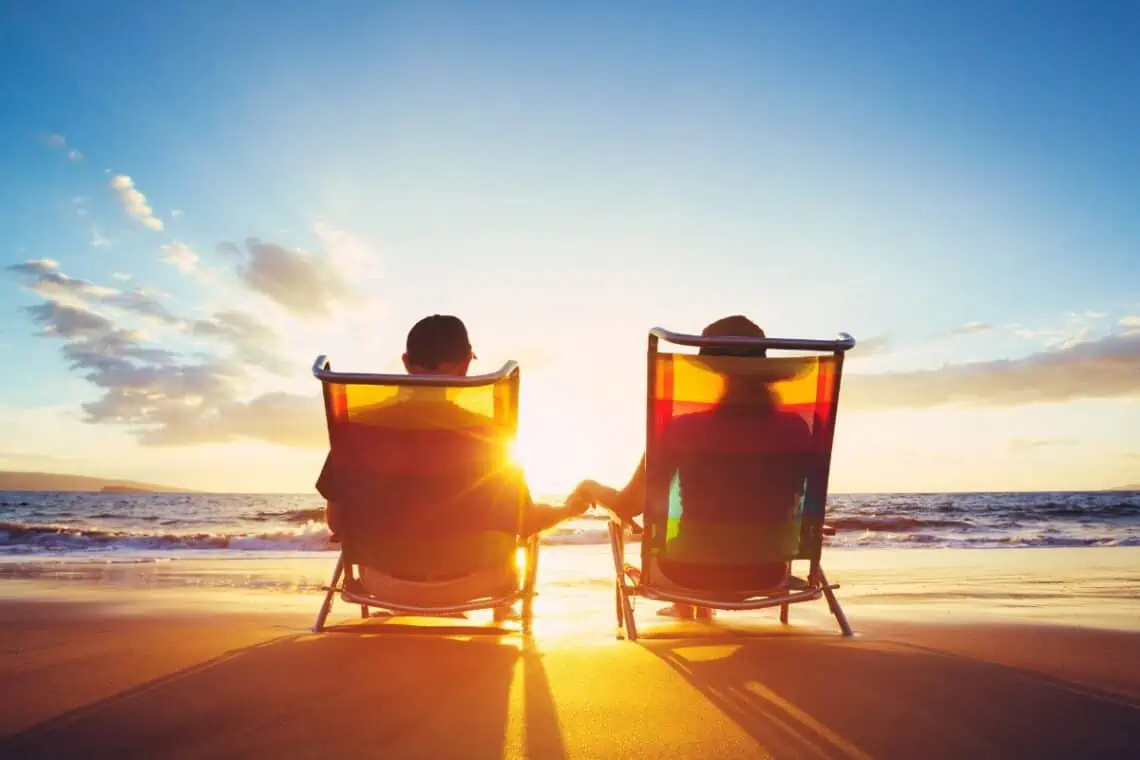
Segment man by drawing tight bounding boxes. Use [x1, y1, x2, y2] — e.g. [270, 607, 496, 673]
[575, 315, 812, 620]
[317, 314, 591, 615]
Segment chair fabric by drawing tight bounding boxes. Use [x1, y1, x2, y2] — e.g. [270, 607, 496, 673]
[643, 351, 842, 589]
[318, 375, 525, 582]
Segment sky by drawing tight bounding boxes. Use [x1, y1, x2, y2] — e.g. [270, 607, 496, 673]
[1, 1, 1138, 495]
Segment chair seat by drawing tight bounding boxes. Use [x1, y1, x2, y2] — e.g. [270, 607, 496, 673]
[343, 563, 518, 609]
[625, 560, 812, 599]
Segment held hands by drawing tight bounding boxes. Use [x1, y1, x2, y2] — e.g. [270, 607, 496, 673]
[562, 481, 597, 516]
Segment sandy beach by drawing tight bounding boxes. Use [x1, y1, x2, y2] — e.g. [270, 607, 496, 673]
[0, 546, 1137, 759]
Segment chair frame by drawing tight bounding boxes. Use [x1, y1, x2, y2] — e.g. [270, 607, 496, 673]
[609, 327, 856, 641]
[310, 355, 540, 634]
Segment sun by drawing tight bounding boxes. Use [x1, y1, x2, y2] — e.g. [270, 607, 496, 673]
[508, 427, 587, 500]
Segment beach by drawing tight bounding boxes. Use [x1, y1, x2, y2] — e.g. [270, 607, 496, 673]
[1, 545, 1137, 759]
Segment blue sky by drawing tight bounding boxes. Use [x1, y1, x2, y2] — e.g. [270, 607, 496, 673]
[1, 1, 1138, 493]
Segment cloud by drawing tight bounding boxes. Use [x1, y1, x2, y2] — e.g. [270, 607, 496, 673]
[111, 272, 133, 282]
[160, 242, 199, 273]
[1120, 316, 1140, 332]
[1015, 311, 1107, 349]
[851, 334, 891, 357]
[40, 134, 83, 161]
[109, 175, 164, 231]
[90, 229, 111, 249]
[9, 259, 117, 305]
[232, 236, 356, 318]
[103, 288, 180, 324]
[844, 331, 1140, 411]
[170, 209, 185, 219]
[1009, 437, 1076, 451]
[951, 321, 993, 336]
[7, 259, 320, 448]
[11, 258, 59, 273]
[24, 302, 114, 338]
[187, 310, 290, 374]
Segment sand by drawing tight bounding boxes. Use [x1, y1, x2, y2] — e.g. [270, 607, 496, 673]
[0, 547, 1137, 759]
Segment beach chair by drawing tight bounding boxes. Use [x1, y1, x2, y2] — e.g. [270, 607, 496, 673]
[311, 355, 539, 634]
[608, 327, 856, 641]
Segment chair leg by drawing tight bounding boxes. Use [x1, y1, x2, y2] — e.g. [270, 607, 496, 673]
[360, 605, 369, 618]
[608, 521, 634, 640]
[818, 568, 853, 637]
[621, 585, 638, 642]
[779, 603, 789, 625]
[313, 555, 344, 633]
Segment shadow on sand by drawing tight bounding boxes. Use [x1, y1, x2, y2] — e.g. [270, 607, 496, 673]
[0, 618, 567, 760]
[640, 624, 1140, 760]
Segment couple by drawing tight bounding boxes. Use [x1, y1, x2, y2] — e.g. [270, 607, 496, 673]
[318, 312, 777, 621]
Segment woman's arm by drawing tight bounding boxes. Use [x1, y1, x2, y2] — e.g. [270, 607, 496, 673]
[577, 454, 647, 520]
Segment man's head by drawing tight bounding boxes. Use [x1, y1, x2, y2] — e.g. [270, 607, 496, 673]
[699, 315, 768, 358]
[403, 314, 476, 375]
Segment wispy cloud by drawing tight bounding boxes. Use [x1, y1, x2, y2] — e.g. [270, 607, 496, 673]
[6, 259, 321, 448]
[845, 330, 1140, 410]
[90, 229, 111, 249]
[951, 321, 993, 336]
[1015, 311, 1107, 349]
[9, 259, 117, 306]
[231, 236, 357, 318]
[109, 175, 164, 231]
[160, 242, 199, 273]
[40, 133, 83, 161]
[1009, 437, 1077, 451]
[111, 272, 133, 282]
[1119, 315, 1140, 333]
[851, 333, 891, 357]
[170, 209, 185, 219]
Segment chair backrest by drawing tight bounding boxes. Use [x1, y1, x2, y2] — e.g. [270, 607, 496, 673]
[641, 328, 853, 582]
[313, 356, 524, 573]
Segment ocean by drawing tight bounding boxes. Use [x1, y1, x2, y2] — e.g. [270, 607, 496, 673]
[1, 490, 1138, 558]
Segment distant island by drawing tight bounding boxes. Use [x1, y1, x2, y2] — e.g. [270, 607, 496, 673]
[0, 471, 194, 493]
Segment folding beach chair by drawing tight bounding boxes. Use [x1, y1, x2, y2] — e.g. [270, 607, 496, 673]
[311, 355, 539, 634]
[609, 327, 856, 641]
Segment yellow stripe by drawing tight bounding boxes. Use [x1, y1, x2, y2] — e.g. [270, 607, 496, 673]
[743, 680, 875, 760]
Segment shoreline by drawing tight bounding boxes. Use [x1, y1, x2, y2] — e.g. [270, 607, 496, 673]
[1, 545, 1138, 633]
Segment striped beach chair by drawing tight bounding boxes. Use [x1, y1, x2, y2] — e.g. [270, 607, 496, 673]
[311, 356, 539, 634]
[609, 327, 856, 641]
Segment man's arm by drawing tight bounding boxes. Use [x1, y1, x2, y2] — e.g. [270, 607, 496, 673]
[522, 498, 588, 536]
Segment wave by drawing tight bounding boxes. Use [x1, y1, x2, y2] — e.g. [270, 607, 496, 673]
[826, 516, 973, 532]
[0, 521, 334, 553]
[252, 508, 327, 524]
[2, 518, 1136, 555]
[0, 520, 614, 554]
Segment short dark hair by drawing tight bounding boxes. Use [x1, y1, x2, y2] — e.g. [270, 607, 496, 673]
[699, 315, 768, 357]
[405, 314, 474, 368]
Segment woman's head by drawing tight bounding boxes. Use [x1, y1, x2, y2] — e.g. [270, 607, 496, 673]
[699, 315, 767, 357]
